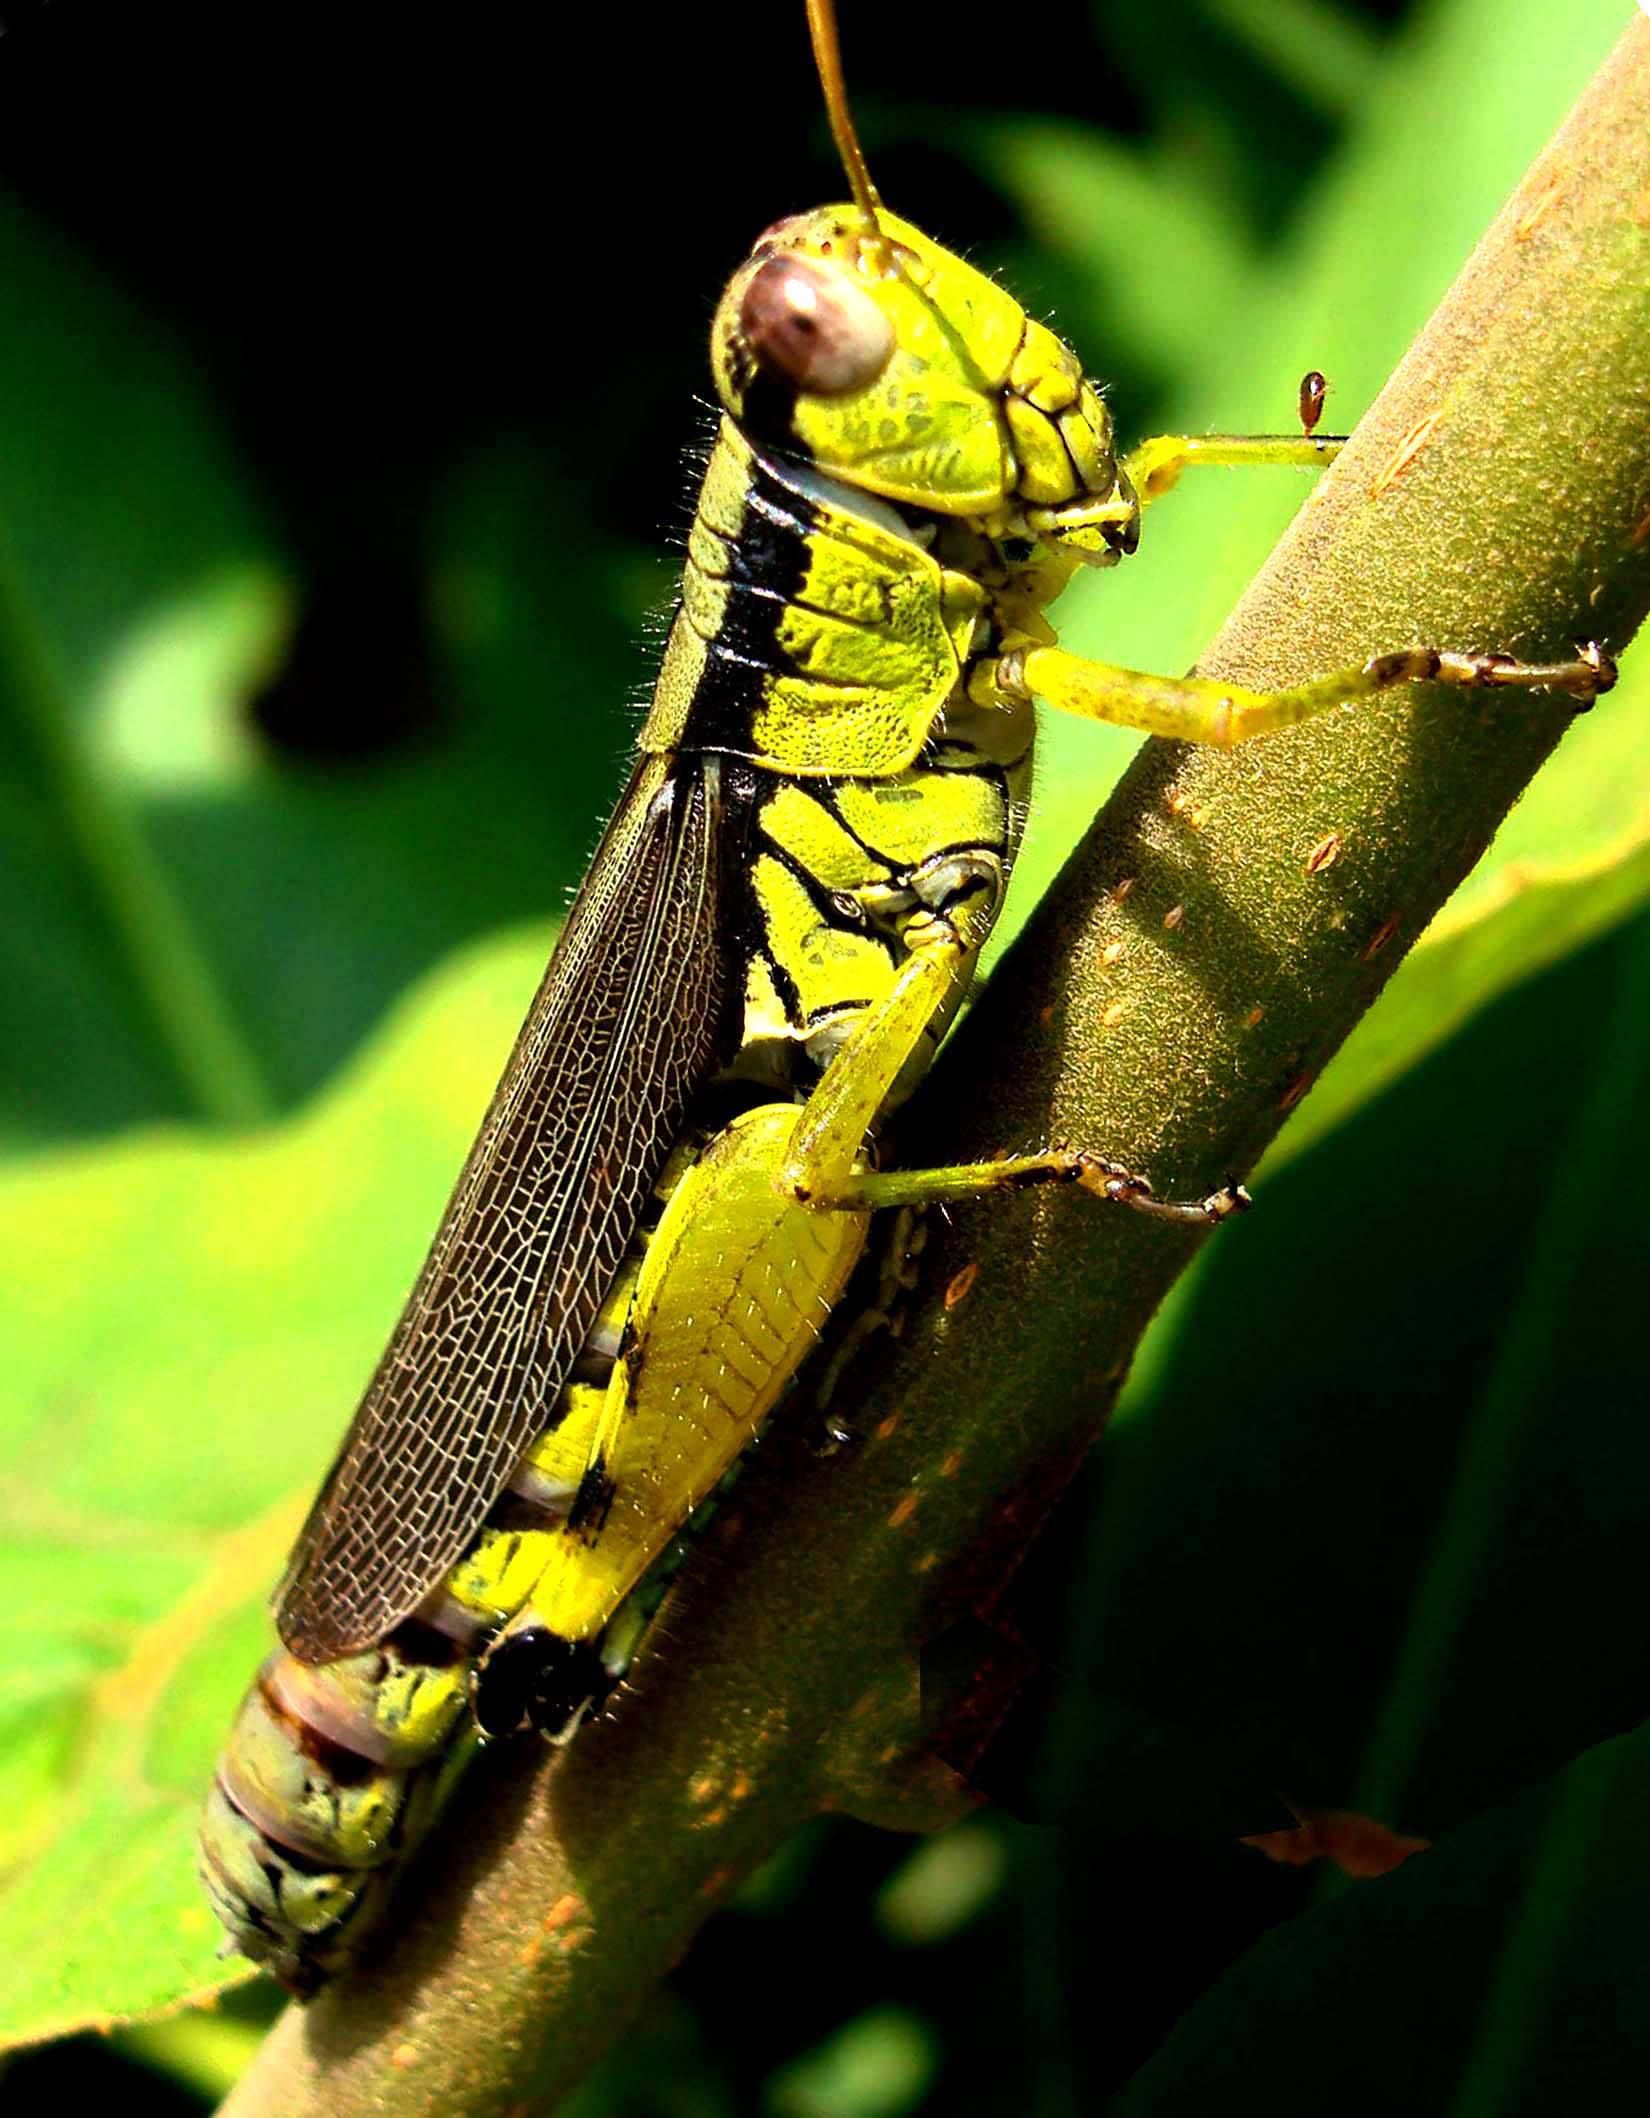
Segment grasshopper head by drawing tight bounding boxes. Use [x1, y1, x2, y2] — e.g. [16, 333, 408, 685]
[711, 207, 1138, 564]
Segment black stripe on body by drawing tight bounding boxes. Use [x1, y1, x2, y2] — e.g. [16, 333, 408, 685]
[817, 787, 1014, 888]
[678, 450, 819, 758]
[932, 733, 1033, 773]
[757, 943, 806, 1034]
[759, 834, 901, 953]
[567, 1459, 617, 1538]
[746, 834, 901, 1047]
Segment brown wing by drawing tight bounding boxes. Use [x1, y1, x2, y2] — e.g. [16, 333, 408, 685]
[277, 752, 742, 1662]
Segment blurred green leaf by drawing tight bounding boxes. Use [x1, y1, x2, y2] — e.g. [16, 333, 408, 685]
[874, 1821, 1007, 1947]
[1201, 0, 1384, 119]
[767, 2007, 936, 2118]
[0, 926, 548, 2046]
[0, 191, 636, 1150]
[118, 2000, 272, 2108]
[0, 193, 287, 1139]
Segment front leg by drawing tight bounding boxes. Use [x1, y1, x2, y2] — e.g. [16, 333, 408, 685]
[1023, 427, 1351, 548]
[1122, 429, 1346, 507]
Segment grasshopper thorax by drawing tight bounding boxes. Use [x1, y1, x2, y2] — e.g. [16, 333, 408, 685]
[711, 206, 1139, 565]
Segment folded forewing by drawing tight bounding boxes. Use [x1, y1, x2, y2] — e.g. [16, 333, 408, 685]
[277, 753, 739, 1662]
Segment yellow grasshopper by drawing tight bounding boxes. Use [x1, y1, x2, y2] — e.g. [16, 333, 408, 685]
[198, 0, 1611, 1994]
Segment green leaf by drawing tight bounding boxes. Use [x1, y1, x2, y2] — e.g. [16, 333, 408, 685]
[0, 927, 549, 2047]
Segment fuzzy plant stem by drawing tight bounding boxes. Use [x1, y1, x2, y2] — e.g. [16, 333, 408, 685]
[222, 22, 1650, 2115]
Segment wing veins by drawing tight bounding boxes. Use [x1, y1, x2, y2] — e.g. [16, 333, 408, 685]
[276, 754, 736, 1661]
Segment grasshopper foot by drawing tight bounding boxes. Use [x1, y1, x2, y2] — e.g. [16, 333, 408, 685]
[1077, 1155, 1251, 1226]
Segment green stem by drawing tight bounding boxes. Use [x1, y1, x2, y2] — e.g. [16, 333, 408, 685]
[221, 20, 1650, 2115]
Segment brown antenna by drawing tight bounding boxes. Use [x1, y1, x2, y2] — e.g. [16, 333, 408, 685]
[805, 0, 886, 248]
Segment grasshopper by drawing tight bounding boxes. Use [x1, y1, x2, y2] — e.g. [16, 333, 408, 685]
[198, 0, 1612, 1994]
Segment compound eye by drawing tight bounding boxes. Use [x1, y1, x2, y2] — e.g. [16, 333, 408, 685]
[739, 254, 894, 396]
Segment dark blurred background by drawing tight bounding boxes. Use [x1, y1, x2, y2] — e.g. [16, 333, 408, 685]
[4, 2, 1649, 2112]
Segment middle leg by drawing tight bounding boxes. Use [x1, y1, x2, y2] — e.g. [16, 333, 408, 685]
[779, 933, 1246, 1226]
